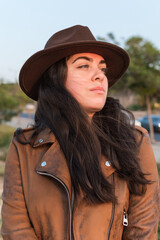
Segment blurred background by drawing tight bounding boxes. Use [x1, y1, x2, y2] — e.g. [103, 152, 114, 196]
[0, 0, 160, 238]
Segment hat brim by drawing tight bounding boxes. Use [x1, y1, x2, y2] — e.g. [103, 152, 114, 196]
[19, 41, 129, 101]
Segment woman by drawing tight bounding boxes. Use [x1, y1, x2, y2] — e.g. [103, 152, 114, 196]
[1, 25, 159, 239]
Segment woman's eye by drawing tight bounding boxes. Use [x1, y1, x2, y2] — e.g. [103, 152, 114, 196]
[78, 65, 89, 69]
[101, 68, 108, 75]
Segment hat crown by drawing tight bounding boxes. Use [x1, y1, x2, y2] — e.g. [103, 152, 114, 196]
[45, 25, 96, 49]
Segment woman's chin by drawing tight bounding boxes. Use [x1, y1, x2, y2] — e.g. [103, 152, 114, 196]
[85, 104, 105, 116]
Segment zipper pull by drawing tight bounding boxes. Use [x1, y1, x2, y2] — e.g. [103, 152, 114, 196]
[123, 210, 128, 226]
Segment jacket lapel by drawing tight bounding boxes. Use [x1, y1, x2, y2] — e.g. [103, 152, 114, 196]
[101, 155, 116, 178]
[34, 129, 72, 199]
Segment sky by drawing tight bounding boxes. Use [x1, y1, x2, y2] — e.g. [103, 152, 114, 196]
[0, 0, 160, 82]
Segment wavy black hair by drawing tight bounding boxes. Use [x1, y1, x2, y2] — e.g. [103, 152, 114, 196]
[16, 58, 150, 204]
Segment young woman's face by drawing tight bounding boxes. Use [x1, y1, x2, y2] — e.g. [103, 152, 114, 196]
[66, 53, 108, 117]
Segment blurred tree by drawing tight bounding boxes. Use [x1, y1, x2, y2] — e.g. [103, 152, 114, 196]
[0, 80, 34, 123]
[97, 32, 120, 45]
[97, 34, 160, 142]
[123, 37, 160, 142]
[0, 80, 18, 122]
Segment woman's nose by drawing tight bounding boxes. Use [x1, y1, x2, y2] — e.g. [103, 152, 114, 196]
[92, 69, 105, 82]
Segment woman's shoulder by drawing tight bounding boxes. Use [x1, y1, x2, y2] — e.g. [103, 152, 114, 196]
[134, 125, 150, 144]
[12, 126, 35, 143]
[135, 126, 157, 175]
[12, 126, 56, 147]
[14, 126, 35, 135]
[135, 125, 148, 135]
[134, 125, 151, 149]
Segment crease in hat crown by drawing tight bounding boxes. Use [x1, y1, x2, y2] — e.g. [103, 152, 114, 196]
[45, 25, 96, 49]
[19, 24, 130, 101]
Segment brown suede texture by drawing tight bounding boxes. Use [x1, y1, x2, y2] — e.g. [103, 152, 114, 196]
[1, 126, 159, 240]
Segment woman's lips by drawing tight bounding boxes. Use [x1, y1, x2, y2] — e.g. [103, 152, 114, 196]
[90, 86, 105, 93]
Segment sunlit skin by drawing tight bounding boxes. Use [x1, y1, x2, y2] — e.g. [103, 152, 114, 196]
[66, 53, 108, 118]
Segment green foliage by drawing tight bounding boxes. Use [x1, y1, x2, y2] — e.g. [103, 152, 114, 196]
[0, 124, 15, 148]
[0, 80, 34, 122]
[127, 103, 145, 111]
[97, 32, 120, 45]
[101, 34, 160, 102]
[124, 37, 160, 97]
[156, 163, 160, 178]
[0, 82, 19, 122]
[0, 124, 15, 163]
[0, 125, 15, 164]
[0, 147, 8, 163]
[0, 162, 5, 176]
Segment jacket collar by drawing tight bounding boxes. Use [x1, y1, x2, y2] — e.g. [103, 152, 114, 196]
[32, 128, 56, 147]
[33, 128, 116, 198]
[34, 128, 72, 198]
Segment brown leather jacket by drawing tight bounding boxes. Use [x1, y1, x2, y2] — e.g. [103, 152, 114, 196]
[1, 126, 159, 239]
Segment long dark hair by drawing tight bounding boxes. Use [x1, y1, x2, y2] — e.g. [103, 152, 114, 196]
[16, 58, 150, 204]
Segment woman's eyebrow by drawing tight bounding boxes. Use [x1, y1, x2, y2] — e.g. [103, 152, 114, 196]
[72, 57, 106, 65]
[72, 56, 92, 64]
[99, 60, 106, 65]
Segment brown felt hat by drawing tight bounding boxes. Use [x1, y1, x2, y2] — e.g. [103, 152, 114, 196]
[19, 25, 129, 101]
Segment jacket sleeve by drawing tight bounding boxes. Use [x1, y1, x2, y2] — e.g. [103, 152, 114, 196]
[1, 138, 38, 239]
[122, 129, 159, 240]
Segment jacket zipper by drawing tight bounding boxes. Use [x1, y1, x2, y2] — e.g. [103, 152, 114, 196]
[36, 171, 73, 240]
[123, 209, 128, 226]
[107, 173, 115, 240]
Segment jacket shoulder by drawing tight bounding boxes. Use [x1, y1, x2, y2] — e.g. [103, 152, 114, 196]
[14, 126, 35, 135]
[13, 126, 35, 143]
[134, 126, 149, 144]
[14, 126, 35, 134]
[135, 125, 148, 135]
[13, 126, 55, 147]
